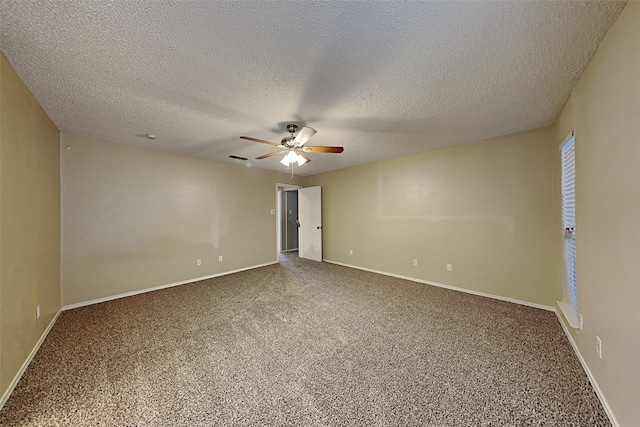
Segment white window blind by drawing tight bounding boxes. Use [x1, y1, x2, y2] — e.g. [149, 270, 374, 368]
[561, 133, 577, 311]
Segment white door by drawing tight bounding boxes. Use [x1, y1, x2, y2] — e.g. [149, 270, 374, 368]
[298, 186, 322, 262]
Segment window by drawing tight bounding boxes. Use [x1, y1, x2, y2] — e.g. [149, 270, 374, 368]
[559, 132, 578, 327]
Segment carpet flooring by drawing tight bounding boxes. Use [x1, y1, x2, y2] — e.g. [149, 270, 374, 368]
[1, 252, 610, 426]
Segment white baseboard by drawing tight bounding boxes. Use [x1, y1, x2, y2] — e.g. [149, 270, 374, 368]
[0, 309, 61, 411]
[62, 261, 279, 310]
[555, 313, 619, 427]
[323, 259, 555, 311]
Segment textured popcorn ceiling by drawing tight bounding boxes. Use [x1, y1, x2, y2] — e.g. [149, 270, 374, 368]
[0, 1, 626, 175]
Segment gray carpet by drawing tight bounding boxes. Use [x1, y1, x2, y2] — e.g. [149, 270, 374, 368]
[1, 252, 610, 426]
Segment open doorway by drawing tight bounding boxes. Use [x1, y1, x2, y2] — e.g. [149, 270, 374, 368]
[275, 183, 301, 255]
[281, 189, 299, 252]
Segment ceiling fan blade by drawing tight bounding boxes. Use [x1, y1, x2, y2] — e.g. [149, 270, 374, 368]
[302, 145, 344, 153]
[255, 150, 286, 160]
[293, 126, 317, 146]
[297, 151, 311, 163]
[240, 136, 278, 146]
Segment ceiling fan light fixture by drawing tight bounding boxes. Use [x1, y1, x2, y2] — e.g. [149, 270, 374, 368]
[295, 153, 308, 166]
[280, 150, 307, 167]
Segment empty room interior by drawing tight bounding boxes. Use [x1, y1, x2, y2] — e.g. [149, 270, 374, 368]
[1, 1, 638, 426]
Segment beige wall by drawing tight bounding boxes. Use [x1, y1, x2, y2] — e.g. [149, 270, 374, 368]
[552, 2, 639, 425]
[0, 54, 61, 397]
[306, 126, 558, 307]
[61, 133, 302, 306]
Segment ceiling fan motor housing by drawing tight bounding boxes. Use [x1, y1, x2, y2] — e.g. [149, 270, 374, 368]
[281, 137, 295, 147]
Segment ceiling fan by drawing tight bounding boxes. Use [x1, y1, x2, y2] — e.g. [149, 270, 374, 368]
[240, 124, 344, 167]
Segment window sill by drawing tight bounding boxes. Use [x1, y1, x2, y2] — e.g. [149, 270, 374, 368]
[557, 301, 580, 329]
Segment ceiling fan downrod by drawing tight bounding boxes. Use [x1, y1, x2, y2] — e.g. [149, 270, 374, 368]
[286, 123, 298, 136]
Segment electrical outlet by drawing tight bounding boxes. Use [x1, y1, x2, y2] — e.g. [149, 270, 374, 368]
[349, 249, 353, 255]
[413, 259, 418, 266]
[447, 264, 453, 272]
[36, 305, 41, 319]
[596, 336, 603, 359]
[196, 259, 201, 266]
[219, 256, 223, 262]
